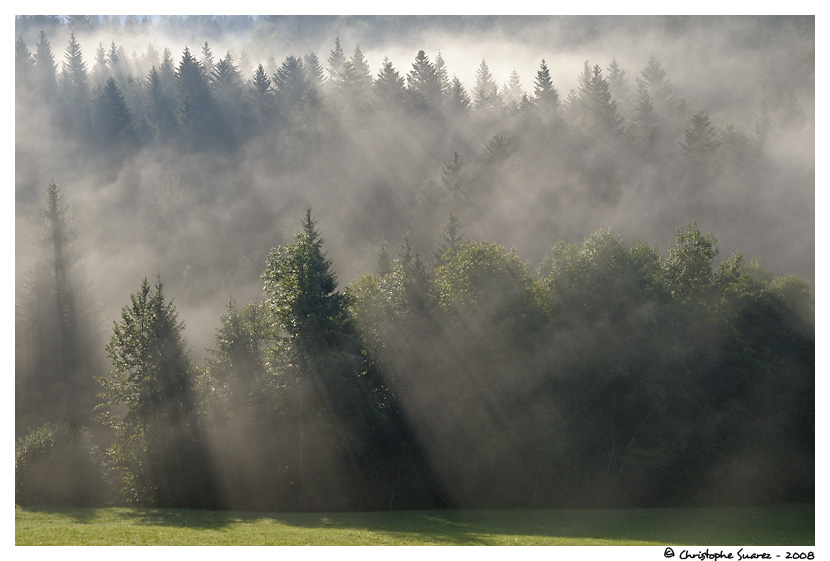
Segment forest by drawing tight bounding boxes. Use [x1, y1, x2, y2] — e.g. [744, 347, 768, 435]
[14, 15, 814, 512]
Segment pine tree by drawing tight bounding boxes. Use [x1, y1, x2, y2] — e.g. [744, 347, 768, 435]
[406, 50, 442, 112]
[629, 84, 660, 153]
[434, 51, 451, 96]
[636, 56, 675, 113]
[200, 41, 215, 80]
[606, 57, 632, 111]
[263, 209, 350, 351]
[34, 31, 58, 101]
[59, 33, 91, 134]
[326, 37, 346, 91]
[145, 66, 177, 140]
[175, 46, 215, 140]
[16, 183, 101, 435]
[260, 209, 398, 510]
[348, 46, 373, 96]
[503, 69, 523, 111]
[433, 211, 464, 263]
[473, 58, 496, 112]
[91, 42, 107, 84]
[447, 75, 471, 114]
[440, 151, 472, 204]
[250, 63, 275, 127]
[91, 77, 137, 147]
[576, 62, 623, 136]
[159, 47, 176, 96]
[303, 51, 325, 92]
[15, 36, 34, 90]
[273, 55, 308, 118]
[98, 276, 221, 508]
[681, 110, 720, 161]
[533, 59, 560, 126]
[374, 56, 406, 107]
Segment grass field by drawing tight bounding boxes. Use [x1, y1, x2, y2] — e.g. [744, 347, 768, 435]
[15, 503, 814, 546]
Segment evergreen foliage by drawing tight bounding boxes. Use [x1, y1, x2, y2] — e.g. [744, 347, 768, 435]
[13, 17, 814, 512]
[97, 276, 221, 508]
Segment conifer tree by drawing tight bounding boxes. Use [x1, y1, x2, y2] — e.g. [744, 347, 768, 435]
[15, 36, 34, 90]
[98, 276, 221, 508]
[576, 61, 623, 136]
[473, 58, 496, 111]
[273, 55, 309, 118]
[434, 51, 451, 96]
[59, 33, 91, 134]
[629, 84, 660, 153]
[260, 209, 401, 510]
[407, 50, 442, 112]
[636, 56, 675, 120]
[533, 59, 560, 126]
[91, 42, 107, 84]
[447, 75, 471, 114]
[503, 69, 523, 111]
[681, 110, 720, 161]
[175, 46, 215, 140]
[250, 63, 275, 128]
[200, 41, 215, 80]
[145, 65, 177, 140]
[326, 37, 346, 91]
[606, 57, 632, 110]
[16, 183, 101, 435]
[303, 51, 325, 92]
[374, 56, 406, 107]
[433, 211, 464, 264]
[91, 77, 137, 147]
[34, 30, 58, 101]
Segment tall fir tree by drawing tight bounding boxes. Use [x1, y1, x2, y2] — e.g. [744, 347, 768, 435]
[406, 50, 442, 112]
[98, 276, 222, 509]
[16, 183, 101, 435]
[34, 30, 58, 101]
[473, 58, 496, 112]
[59, 33, 91, 135]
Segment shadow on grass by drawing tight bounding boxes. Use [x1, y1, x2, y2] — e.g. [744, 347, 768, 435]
[17, 504, 101, 525]
[17, 503, 815, 545]
[269, 509, 494, 545]
[267, 503, 815, 546]
[112, 508, 238, 530]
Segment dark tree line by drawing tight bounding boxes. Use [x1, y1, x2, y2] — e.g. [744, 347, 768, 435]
[16, 192, 813, 510]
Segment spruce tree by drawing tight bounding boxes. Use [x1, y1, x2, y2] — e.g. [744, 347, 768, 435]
[16, 183, 101, 435]
[374, 56, 406, 107]
[629, 84, 660, 153]
[273, 55, 308, 118]
[326, 37, 346, 91]
[434, 51, 451, 96]
[447, 75, 471, 114]
[473, 58, 496, 111]
[303, 51, 325, 92]
[59, 32, 91, 134]
[98, 276, 221, 508]
[34, 31, 58, 101]
[260, 209, 400, 510]
[91, 77, 137, 147]
[681, 110, 720, 161]
[406, 50, 442, 112]
[15, 36, 35, 90]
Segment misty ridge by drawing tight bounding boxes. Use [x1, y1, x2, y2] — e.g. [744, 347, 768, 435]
[15, 15, 814, 512]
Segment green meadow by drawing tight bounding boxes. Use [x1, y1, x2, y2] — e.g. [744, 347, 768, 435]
[15, 503, 814, 546]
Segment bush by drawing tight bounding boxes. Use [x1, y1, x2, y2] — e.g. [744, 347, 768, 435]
[15, 423, 113, 507]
